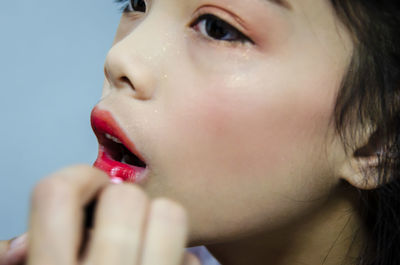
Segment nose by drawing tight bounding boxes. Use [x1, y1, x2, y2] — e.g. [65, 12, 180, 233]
[104, 40, 155, 100]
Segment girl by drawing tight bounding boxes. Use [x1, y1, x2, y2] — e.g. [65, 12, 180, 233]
[0, 0, 399, 264]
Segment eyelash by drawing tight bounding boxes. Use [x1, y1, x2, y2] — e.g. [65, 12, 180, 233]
[113, 0, 143, 13]
[190, 14, 253, 45]
[113, 0, 254, 45]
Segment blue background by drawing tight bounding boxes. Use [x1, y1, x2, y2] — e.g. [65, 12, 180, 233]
[0, 2, 220, 264]
[0, 0, 121, 238]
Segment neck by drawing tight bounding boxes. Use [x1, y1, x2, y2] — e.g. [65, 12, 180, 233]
[205, 187, 366, 265]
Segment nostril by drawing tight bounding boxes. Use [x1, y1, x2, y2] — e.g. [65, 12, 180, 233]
[120, 76, 135, 90]
[103, 55, 154, 100]
[119, 76, 152, 100]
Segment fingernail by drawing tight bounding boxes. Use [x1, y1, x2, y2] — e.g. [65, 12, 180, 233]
[3, 234, 27, 265]
[9, 234, 27, 251]
[110, 177, 124, 184]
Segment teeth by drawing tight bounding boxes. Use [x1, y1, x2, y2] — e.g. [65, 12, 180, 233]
[105, 133, 122, 144]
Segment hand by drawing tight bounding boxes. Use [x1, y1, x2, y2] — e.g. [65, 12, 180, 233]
[0, 233, 28, 265]
[1, 165, 201, 265]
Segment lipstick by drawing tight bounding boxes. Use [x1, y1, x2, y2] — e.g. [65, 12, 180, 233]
[91, 107, 148, 184]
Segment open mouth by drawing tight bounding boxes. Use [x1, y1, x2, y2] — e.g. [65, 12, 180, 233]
[91, 107, 148, 183]
[101, 133, 147, 168]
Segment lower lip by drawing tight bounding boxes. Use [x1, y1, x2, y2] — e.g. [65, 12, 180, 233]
[94, 146, 148, 184]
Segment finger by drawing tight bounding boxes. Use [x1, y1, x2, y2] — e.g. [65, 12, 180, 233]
[0, 234, 28, 265]
[0, 240, 8, 263]
[140, 198, 188, 265]
[181, 252, 202, 265]
[28, 165, 109, 265]
[82, 184, 149, 265]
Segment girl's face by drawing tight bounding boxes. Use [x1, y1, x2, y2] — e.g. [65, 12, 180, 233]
[95, 0, 353, 245]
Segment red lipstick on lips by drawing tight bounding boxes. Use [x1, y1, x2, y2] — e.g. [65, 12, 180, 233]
[91, 107, 148, 184]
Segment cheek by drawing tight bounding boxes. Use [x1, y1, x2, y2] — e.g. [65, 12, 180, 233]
[147, 58, 344, 242]
[168, 71, 336, 181]
[159, 72, 340, 241]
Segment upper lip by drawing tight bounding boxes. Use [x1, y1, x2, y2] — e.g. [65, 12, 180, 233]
[91, 106, 147, 165]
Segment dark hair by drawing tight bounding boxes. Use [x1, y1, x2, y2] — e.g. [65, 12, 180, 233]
[330, 1, 400, 264]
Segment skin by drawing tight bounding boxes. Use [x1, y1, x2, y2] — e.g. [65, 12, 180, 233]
[0, 166, 201, 265]
[0, 0, 378, 264]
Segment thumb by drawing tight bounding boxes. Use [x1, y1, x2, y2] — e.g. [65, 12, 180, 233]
[0, 234, 28, 265]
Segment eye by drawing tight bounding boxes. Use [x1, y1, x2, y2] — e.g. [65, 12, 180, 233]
[114, 0, 146, 13]
[190, 14, 253, 44]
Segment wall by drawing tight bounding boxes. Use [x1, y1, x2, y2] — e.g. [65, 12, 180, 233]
[0, 0, 120, 238]
[0, 2, 220, 264]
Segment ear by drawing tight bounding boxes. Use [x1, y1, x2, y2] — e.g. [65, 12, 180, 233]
[338, 129, 383, 190]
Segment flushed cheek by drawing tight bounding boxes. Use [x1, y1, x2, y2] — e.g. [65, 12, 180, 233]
[167, 77, 335, 185]
[149, 72, 340, 242]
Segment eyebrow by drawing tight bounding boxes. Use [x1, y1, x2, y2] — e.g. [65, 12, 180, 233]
[265, 0, 292, 10]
